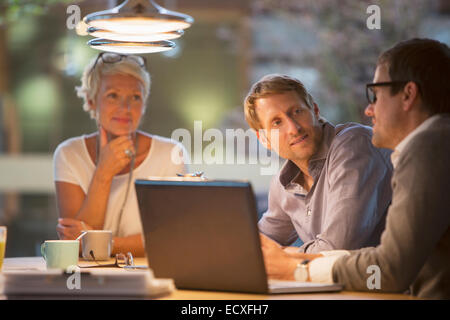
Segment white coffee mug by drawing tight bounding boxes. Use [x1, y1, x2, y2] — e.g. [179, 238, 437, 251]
[78, 230, 113, 261]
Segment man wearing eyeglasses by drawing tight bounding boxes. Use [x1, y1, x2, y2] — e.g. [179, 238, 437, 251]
[260, 38, 450, 299]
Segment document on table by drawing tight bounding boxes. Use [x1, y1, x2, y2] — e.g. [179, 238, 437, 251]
[0, 268, 175, 297]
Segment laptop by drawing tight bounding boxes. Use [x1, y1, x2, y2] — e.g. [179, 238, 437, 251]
[135, 179, 342, 294]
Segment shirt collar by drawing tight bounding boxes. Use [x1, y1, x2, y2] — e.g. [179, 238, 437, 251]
[390, 114, 442, 168]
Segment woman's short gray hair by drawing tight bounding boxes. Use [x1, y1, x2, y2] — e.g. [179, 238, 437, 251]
[76, 54, 151, 119]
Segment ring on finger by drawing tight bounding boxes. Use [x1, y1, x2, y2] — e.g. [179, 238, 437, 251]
[124, 149, 134, 158]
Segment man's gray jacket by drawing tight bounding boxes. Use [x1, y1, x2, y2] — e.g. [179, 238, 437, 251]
[333, 115, 450, 299]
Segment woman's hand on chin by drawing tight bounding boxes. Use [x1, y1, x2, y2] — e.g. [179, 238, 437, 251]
[96, 126, 135, 178]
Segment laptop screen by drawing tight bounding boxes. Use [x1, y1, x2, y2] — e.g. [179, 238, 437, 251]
[135, 179, 269, 293]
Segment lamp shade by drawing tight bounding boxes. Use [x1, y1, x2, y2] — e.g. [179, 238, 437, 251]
[84, 0, 194, 34]
[87, 27, 184, 42]
[87, 38, 175, 54]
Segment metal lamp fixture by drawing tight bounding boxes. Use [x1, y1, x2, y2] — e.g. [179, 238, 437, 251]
[83, 0, 194, 54]
[87, 27, 184, 42]
[87, 39, 176, 54]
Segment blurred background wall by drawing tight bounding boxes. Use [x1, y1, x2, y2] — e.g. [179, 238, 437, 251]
[0, 0, 449, 256]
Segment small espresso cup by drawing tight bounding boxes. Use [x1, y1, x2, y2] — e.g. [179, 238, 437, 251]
[79, 230, 113, 261]
[40, 240, 79, 270]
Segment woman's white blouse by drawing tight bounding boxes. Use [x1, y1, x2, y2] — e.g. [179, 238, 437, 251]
[53, 132, 188, 237]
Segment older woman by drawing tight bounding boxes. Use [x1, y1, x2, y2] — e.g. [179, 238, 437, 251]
[53, 53, 187, 256]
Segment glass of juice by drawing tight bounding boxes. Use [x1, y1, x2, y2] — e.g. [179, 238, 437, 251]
[0, 226, 6, 270]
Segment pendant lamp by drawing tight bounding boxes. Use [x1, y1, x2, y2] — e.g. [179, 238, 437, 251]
[83, 0, 194, 54]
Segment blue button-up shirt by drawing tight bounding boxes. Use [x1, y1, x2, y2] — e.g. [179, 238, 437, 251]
[258, 122, 393, 253]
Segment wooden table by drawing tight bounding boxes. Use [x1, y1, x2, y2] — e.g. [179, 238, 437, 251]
[0, 257, 417, 300]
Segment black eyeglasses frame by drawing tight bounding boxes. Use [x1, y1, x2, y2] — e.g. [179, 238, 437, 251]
[365, 81, 410, 104]
[89, 52, 147, 77]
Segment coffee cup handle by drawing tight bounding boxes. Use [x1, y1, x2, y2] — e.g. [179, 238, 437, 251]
[40, 243, 46, 261]
[76, 231, 87, 241]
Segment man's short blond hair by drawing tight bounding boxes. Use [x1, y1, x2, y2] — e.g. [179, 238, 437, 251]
[244, 74, 317, 130]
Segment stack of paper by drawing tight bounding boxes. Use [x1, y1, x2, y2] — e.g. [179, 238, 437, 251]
[0, 268, 175, 297]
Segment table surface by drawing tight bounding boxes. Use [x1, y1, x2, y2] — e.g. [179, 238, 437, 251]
[0, 257, 417, 300]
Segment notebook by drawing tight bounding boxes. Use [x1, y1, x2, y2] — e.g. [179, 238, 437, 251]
[135, 179, 342, 294]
